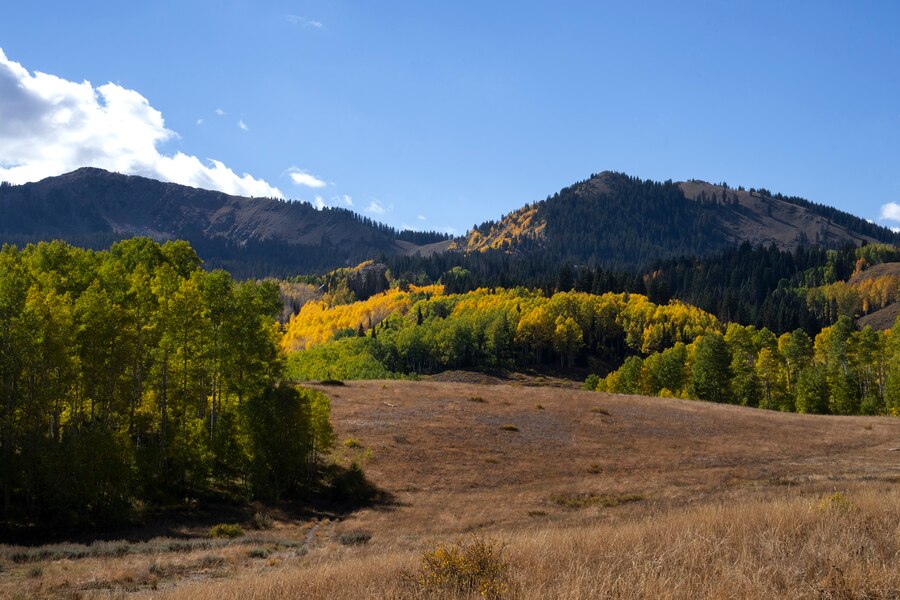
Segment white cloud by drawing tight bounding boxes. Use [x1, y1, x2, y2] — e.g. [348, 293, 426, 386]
[892, 227, 900, 234]
[287, 167, 326, 188]
[417, 214, 426, 221]
[335, 194, 353, 207]
[366, 199, 387, 215]
[238, 119, 248, 131]
[215, 108, 225, 116]
[313, 195, 325, 210]
[287, 15, 324, 28]
[0, 48, 282, 197]
[879, 202, 900, 222]
[196, 118, 204, 125]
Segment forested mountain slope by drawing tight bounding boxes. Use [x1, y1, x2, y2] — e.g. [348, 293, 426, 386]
[460, 172, 898, 270]
[0, 168, 449, 278]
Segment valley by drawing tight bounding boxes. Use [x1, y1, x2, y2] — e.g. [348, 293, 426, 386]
[1, 379, 898, 599]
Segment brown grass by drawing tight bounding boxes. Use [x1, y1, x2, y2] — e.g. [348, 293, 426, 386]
[2, 380, 899, 599]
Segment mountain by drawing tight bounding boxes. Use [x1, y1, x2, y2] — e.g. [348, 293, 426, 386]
[2, 168, 896, 279]
[458, 171, 898, 270]
[0, 168, 450, 277]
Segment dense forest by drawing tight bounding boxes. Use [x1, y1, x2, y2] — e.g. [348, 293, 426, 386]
[595, 317, 900, 416]
[381, 242, 900, 335]
[0, 239, 333, 529]
[284, 287, 720, 379]
[283, 284, 900, 417]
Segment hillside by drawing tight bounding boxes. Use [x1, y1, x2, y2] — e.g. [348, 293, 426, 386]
[460, 172, 898, 270]
[0, 168, 448, 277]
[3, 380, 897, 599]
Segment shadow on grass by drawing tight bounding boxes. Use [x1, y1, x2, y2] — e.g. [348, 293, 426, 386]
[0, 464, 398, 547]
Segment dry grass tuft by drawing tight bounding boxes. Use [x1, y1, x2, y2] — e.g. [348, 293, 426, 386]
[550, 492, 643, 509]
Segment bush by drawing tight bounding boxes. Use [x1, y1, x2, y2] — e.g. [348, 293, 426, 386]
[499, 424, 519, 432]
[818, 492, 854, 512]
[582, 373, 600, 390]
[406, 536, 510, 599]
[252, 511, 274, 530]
[338, 530, 373, 546]
[209, 523, 244, 539]
[248, 547, 272, 559]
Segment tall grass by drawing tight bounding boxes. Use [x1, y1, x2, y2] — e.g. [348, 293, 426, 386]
[152, 487, 900, 599]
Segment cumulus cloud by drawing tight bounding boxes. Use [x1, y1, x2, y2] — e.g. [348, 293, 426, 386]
[215, 108, 226, 116]
[335, 194, 353, 207]
[287, 167, 326, 188]
[238, 119, 248, 131]
[879, 202, 900, 222]
[0, 49, 282, 197]
[417, 214, 426, 221]
[366, 199, 388, 215]
[313, 195, 326, 210]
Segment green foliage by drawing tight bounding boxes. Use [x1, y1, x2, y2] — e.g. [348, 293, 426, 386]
[243, 386, 334, 500]
[286, 336, 395, 381]
[285, 287, 721, 377]
[0, 238, 333, 529]
[690, 333, 732, 402]
[596, 316, 900, 417]
[208, 523, 244, 539]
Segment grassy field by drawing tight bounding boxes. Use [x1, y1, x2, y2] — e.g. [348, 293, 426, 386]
[2, 379, 899, 599]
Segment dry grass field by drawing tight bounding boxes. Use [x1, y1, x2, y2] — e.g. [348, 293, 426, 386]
[2, 378, 899, 599]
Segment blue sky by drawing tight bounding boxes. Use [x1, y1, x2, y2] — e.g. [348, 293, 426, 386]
[2, 1, 899, 234]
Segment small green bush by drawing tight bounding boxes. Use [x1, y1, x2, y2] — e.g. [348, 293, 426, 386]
[343, 437, 363, 449]
[209, 523, 244, 539]
[499, 424, 519, 432]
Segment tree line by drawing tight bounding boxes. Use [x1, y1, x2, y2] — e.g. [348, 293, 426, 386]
[593, 317, 900, 416]
[285, 288, 720, 380]
[0, 238, 333, 529]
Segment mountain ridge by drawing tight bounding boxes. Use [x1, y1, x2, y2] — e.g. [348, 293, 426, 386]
[459, 171, 897, 270]
[2, 168, 895, 277]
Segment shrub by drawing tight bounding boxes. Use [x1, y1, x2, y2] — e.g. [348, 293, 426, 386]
[343, 437, 363, 449]
[468, 396, 487, 403]
[818, 492, 854, 512]
[499, 424, 519, 432]
[209, 523, 244, 539]
[201, 554, 225, 567]
[551, 493, 643, 509]
[406, 536, 510, 599]
[338, 530, 373, 546]
[252, 511, 274, 530]
[248, 547, 272, 559]
[582, 373, 600, 390]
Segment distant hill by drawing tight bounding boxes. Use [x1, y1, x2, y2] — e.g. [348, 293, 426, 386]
[458, 171, 898, 270]
[0, 168, 450, 278]
[3, 168, 896, 279]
